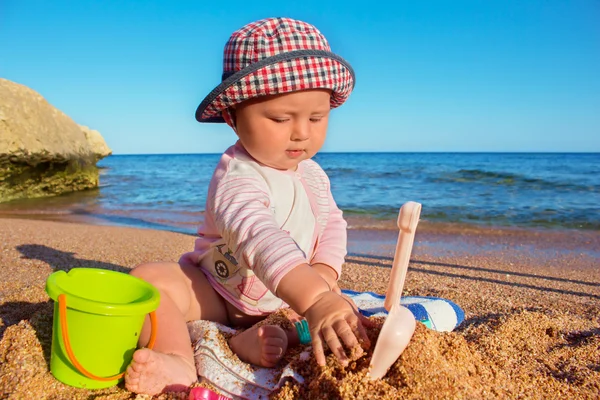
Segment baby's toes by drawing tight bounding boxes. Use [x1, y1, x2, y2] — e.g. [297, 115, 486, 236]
[263, 335, 286, 348]
[262, 345, 284, 364]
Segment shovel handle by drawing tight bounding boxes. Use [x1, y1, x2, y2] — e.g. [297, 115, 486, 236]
[384, 201, 421, 311]
[57, 293, 158, 381]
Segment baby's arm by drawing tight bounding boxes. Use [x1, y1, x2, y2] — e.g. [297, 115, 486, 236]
[209, 170, 309, 291]
[310, 169, 347, 291]
[312, 263, 341, 293]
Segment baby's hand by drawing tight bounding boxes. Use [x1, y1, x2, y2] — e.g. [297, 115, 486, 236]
[304, 291, 370, 366]
[340, 292, 377, 328]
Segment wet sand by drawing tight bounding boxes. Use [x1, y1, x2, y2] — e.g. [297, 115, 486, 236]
[0, 217, 598, 399]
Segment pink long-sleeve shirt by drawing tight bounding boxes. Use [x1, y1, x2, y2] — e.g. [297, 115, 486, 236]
[180, 143, 347, 315]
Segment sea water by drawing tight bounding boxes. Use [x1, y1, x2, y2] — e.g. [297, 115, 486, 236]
[1, 152, 598, 234]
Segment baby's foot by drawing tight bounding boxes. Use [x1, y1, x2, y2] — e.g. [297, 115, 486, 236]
[228, 325, 288, 367]
[125, 348, 197, 395]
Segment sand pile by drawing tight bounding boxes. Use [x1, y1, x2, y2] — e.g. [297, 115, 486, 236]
[271, 310, 599, 399]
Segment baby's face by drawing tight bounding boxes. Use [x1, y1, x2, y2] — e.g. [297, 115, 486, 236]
[234, 89, 331, 170]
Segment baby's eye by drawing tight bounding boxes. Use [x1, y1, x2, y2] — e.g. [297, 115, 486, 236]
[310, 117, 323, 122]
[272, 118, 289, 123]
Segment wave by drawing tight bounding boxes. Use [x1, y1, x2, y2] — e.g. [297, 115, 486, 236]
[324, 167, 412, 180]
[430, 169, 599, 192]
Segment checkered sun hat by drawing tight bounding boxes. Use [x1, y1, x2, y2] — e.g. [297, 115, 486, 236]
[195, 17, 355, 123]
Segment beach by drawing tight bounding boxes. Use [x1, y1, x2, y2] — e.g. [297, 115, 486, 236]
[3, 1, 600, 397]
[0, 216, 598, 399]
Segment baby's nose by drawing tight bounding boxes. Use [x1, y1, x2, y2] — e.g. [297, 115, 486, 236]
[290, 121, 310, 141]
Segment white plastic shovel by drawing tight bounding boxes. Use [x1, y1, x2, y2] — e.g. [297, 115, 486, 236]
[367, 201, 421, 379]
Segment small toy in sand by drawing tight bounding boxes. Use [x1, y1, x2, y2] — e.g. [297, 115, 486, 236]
[189, 387, 232, 400]
[368, 201, 421, 379]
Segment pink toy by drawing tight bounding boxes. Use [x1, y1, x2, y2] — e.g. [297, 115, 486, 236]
[189, 387, 232, 400]
[368, 201, 421, 379]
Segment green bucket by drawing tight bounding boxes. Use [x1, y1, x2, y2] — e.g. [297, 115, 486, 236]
[45, 268, 160, 389]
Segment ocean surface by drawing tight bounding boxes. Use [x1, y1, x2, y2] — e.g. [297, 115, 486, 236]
[1, 152, 599, 234]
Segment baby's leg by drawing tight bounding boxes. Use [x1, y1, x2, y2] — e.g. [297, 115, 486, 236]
[125, 262, 229, 395]
[228, 308, 302, 367]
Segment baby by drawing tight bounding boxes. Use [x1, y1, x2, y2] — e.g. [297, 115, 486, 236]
[124, 17, 370, 395]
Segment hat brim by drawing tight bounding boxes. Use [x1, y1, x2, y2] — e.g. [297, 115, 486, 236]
[195, 49, 355, 123]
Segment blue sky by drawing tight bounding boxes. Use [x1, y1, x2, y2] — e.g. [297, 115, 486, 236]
[1, 1, 599, 154]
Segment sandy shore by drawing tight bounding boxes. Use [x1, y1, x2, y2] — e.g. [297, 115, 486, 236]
[0, 217, 598, 399]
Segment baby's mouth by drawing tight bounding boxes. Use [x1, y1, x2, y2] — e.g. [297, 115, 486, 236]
[286, 149, 305, 158]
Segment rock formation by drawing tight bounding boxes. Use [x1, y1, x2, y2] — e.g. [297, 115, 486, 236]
[0, 78, 112, 202]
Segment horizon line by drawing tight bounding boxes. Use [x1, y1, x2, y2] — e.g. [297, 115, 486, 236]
[105, 151, 600, 156]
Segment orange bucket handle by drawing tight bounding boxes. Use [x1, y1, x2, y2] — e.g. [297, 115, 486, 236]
[57, 293, 158, 381]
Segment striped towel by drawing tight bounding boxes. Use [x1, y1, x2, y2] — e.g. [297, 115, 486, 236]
[343, 290, 465, 332]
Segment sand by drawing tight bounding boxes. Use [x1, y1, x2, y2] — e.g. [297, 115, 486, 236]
[0, 217, 598, 399]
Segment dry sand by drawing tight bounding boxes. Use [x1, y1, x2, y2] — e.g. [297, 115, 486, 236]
[0, 217, 598, 399]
